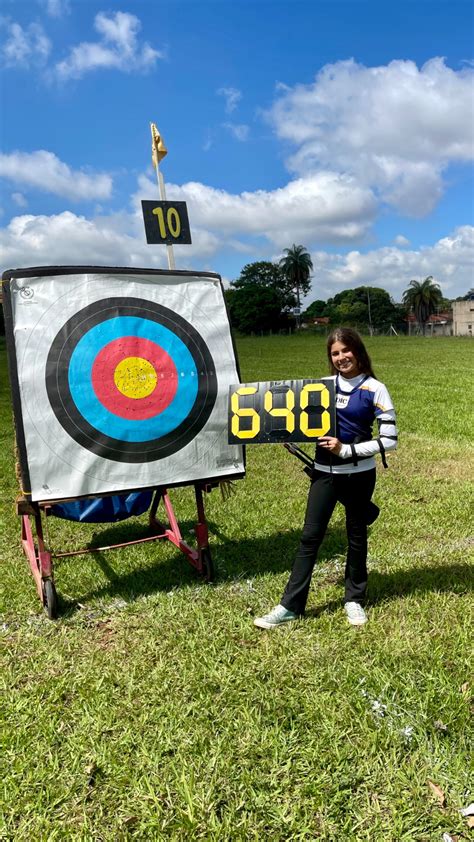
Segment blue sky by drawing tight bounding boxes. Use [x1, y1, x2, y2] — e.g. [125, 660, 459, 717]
[1, 0, 473, 303]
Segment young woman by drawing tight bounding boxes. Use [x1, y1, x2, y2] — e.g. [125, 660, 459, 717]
[254, 327, 398, 629]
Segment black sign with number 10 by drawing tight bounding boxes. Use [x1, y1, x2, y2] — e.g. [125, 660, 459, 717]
[228, 378, 336, 444]
[142, 200, 192, 245]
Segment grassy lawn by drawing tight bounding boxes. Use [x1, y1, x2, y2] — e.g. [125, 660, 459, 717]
[1, 334, 473, 840]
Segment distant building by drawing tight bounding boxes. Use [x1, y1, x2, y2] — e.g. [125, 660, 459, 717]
[300, 316, 330, 331]
[406, 312, 453, 336]
[452, 300, 474, 336]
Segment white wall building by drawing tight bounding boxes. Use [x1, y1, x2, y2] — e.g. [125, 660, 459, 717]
[452, 300, 474, 336]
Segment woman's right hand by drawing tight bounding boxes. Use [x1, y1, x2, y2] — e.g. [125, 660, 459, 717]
[318, 436, 342, 456]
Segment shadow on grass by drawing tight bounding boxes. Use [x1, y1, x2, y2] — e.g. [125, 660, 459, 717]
[367, 562, 472, 604]
[55, 519, 329, 614]
[52, 515, 473, 617]
[305, 561, 473, 620]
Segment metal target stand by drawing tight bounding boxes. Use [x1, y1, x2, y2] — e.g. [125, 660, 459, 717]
[4, 244, 244, 618]
[17, 482, 218, 620]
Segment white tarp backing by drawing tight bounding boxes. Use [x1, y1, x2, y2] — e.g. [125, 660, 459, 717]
[7, 269, 244, 501]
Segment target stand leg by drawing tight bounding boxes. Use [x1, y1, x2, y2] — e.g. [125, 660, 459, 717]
[20, 508, 58, 618]
[21, 512, 43, 604]
[194, 485, 214, 582]
[148, 486, 214, 582]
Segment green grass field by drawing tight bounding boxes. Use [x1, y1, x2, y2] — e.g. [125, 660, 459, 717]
[1, 334, 473, 840]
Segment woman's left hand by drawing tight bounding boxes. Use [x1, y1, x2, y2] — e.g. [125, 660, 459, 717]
[318, 436, 342, 455]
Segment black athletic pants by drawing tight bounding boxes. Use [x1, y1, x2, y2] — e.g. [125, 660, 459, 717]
[281, 468, 376, 614]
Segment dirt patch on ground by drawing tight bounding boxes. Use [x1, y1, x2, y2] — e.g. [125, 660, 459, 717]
[422, 457, 474, 482]
[394, 445, 474, 483]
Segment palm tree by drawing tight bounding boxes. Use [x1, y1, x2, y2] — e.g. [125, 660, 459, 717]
[402, 276, 443, 335]
[279, 245, 313, 326]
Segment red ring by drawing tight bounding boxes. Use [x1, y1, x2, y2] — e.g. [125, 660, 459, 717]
[91, 336, 178, 420]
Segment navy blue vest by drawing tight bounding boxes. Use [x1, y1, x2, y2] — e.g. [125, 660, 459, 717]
[315, 375, 374, 467]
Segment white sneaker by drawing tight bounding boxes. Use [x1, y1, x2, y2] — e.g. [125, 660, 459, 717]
[344, 602, 368, 626]
[254, 604, 298, 629]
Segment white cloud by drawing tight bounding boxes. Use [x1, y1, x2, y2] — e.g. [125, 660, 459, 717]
[223, 122, 250, 142]
[394, 235, 410, 247]
[1, 20, 51, 68]
[217, 86, 242, 113]
[202, 130, 214, 152]
[1, 212, 146, 268]
[267, 58, 474, 216]
[40, 0, 70, 17]
[11, 192, 28, 208]
[136, 171, 377, 247]
[0, 150, 113, 200]
[54, 11, 163, 80]
[307, 225, 474, 301]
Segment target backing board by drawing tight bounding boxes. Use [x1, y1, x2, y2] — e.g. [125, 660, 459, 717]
[2, 266, 245, 502]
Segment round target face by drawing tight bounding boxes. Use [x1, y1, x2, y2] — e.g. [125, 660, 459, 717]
[45, 297, 218, 463]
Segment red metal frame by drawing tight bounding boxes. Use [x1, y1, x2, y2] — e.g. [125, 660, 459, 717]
[21, 507, 53, 606]
[20, 484, 214, 614]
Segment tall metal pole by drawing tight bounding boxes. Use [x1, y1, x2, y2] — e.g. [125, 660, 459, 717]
[296, 271, 301, 329]
[367, 288, 373, 336]
[154, 160, 175, 270]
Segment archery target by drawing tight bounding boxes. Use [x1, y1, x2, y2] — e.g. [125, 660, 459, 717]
[46, 298, 217, 462]
[6, 270, 244, 501]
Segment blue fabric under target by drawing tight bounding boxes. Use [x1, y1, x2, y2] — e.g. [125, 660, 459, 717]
[68, 316, 199, 441]
[50, 491, 153, 523]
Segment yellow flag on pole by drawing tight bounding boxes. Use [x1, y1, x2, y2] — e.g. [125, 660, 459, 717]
[151, 122, 168, 167]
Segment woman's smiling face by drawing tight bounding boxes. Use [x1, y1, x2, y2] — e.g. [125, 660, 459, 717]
[330, 340, 360, 378]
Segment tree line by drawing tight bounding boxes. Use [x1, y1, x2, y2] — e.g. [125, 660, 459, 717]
[225, 244, 463, 335]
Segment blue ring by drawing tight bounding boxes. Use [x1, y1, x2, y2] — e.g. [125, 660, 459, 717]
[68, 317, 198, 442]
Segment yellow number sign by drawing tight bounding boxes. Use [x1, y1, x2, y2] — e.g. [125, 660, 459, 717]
[228, 379, 336, 444]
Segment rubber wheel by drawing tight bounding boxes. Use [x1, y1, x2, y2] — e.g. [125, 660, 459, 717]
[200, 548, 214, 583]
[43, 578, 58, 620]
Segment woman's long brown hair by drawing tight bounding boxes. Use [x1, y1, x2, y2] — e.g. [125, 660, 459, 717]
[326, 327, 376, 377]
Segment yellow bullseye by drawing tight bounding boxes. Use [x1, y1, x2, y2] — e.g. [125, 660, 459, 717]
[114, 356, 157, 399]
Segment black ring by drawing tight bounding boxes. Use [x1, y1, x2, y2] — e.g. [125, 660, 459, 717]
[45, 297, 217, 463]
